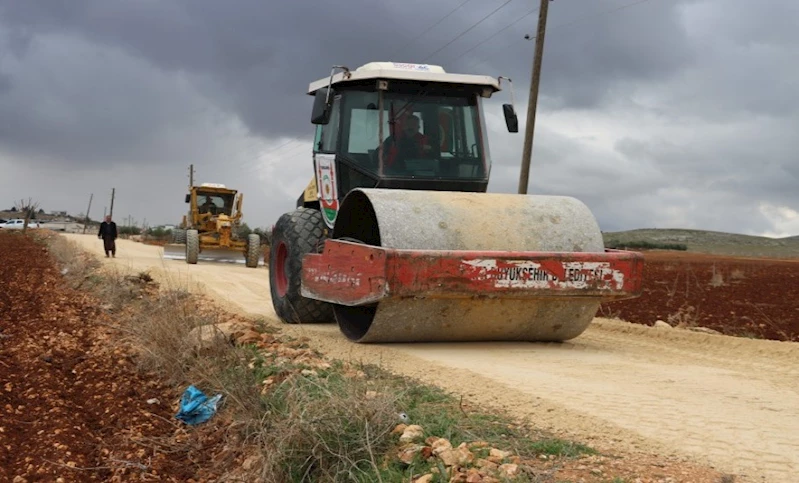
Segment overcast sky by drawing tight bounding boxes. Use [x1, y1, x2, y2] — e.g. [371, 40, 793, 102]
[1, 0, 797, 237]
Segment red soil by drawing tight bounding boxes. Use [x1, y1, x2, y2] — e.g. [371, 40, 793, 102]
[601, 251, 799, 341]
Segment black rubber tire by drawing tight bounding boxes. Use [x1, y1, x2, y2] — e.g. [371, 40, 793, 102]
[245, 233, 261, 268]
[186, 229, 199, 265]
[269, 208, 334, 324]
[172, 229, 187, 244]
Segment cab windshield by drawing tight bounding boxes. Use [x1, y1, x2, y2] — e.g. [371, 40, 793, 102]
[196, 192, 235, 216]
[336, 90, 489, 180]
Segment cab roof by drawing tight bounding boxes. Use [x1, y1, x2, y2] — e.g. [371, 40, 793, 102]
[307, 62, 502, 96]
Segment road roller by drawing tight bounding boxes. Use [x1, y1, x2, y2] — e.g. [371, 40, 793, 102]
[269, 62, 644, 343]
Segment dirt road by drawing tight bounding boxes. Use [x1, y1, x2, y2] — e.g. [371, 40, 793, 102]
[66, 234, 799, 482]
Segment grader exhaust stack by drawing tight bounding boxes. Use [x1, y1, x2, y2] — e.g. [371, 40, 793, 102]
[268, 61, 644, 343]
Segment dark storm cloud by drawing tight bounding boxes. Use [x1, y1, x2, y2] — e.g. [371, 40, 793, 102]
[0, 0, 477, 141]
[0, 0, 797, 236]
[0, 0, 700, 139]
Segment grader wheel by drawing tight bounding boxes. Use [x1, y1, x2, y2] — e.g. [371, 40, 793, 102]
[186, 229, 199, 265]
[245, 233, 261, 268]
[172, 229, 187, 244]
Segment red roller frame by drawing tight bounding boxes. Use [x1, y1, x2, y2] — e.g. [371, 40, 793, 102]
[301, 239, 644, 306]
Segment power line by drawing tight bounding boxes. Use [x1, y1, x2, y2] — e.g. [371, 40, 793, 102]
[446, 5, 540, 65]
[463, 0, 662, 73]
[388, 0, 474, 60]
[422, 0, 516, 63]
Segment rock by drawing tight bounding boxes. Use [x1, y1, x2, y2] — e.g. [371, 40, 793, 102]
[392, 424, 408, 435]
[455, 443, 475, 466]
[449, 471, 468, 483]
[437, 448, 460, 467]
[431, 438, 453, 455]
[365, 390, 378, 399]
[591, 468, 603, 476]
[654, 320, 672, 329]
[475, 458, 499, 471]
[13, 476, 27, 483]
[420, 446, 433, 460]
[468, 441, 489, 449]
[399, 425, 424, 443]
[499, 463, 520, 478]
[466, 468, 483, 482]
[488, 448, 511, 463]
[187, 325, 229, 350]
[300, 369, 318, 377]
[399, 444, 425, 464]
[413, 475, 434, 483]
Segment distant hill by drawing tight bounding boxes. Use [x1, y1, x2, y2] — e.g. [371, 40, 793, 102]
[602, 228, 799, 258]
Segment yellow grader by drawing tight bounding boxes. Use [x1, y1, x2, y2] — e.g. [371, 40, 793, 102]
[268, 61, 644, 343]
[164, 182, 263, 268]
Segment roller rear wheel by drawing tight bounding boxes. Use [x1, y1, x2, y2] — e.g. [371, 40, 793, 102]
[269, 208, 334, 324]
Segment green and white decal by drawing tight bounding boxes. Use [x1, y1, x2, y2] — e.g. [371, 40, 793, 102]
[314, 153, 339, 228]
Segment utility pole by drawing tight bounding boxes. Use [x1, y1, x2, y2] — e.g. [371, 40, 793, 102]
[188, 164, 194, 228]
[82, 193, 93, 234]
[109, 188, 116, 219]
[517, 0, 552, 195]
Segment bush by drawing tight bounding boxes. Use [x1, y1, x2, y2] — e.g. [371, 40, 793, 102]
[146, 227, 173, 240]
[605, 239, 687, 251]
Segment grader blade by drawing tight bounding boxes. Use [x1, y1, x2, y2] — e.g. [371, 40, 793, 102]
[161, 244, 264, 265]
[299, 188, 644, 343]
[162, 243, 187, 261]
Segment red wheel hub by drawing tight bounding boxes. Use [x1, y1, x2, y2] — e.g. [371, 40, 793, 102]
[274, 241, 289, 297]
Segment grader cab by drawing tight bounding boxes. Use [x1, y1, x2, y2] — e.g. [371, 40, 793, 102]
[164, 183, 263, 268]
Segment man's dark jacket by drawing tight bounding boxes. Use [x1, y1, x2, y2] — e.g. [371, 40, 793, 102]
[98, 221, 118, 240]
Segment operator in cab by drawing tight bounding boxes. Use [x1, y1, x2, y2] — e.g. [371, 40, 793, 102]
[199, 196, 216, 215]
[380, 114, 433, 173]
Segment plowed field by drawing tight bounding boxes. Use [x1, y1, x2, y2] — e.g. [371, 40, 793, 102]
[0, 232, 218, 482]
[601, 251, 799, 341]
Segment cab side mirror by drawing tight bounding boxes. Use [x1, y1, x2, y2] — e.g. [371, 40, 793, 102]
[311, 87, 333, 125]
[502, 104, 519, 133]
[185, 194, 191, 203]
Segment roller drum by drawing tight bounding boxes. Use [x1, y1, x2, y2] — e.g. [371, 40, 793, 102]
[330, 189, 605, 343]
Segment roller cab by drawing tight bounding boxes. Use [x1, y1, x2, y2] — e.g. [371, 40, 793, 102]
[269, 62, 644, 343]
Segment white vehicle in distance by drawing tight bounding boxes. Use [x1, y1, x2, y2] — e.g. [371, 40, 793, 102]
[0, 219, 42, 229]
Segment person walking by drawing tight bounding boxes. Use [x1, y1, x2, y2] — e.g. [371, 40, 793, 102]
[98, 215, 118, 258]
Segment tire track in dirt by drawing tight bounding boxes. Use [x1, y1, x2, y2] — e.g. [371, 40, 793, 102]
[65, 234, 799, 483]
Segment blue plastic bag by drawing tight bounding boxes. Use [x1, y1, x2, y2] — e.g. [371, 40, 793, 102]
[175, 385, 223, 425]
